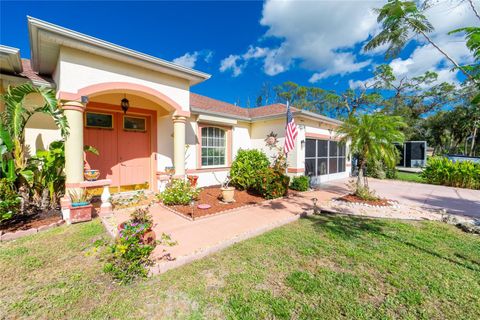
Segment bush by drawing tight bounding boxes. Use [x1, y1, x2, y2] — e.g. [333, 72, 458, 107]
[290, 176, 310, 191]
[103, 220, 155, 284]
[230, 149, 270, 190]
[158, 179, 200, 205]
[366, 159, 397, 179]
[254, 167, 290, 199]
[0, 180, 20, 222]
[422, 157, 480, 189]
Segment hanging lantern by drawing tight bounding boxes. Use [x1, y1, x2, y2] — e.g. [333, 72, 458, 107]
[121, 94, 129, 114]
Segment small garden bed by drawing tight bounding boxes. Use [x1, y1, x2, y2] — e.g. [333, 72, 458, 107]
[164, 186, 265, 219]
[0, 208, 62, 233]
[336, 194, 394, 207]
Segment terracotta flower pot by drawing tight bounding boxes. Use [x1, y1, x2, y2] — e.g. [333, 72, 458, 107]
[220, 187, 235, 203]
[117, 221, 156, 245]
[69, 204, 92, 223]
[187, 175, 199, 188]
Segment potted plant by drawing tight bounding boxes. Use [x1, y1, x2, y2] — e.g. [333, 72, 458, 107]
[117, 206, 156, 245]
[68, 189, 93, 223]
[220, 175, 235, 203]
[187, 175, 199, 188]
[83, 145, 100, 181]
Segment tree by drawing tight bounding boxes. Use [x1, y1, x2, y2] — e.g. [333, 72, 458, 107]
[337, 114, 406, 195]
[364, 0, 475, 82]
[0, 83, 69, 208]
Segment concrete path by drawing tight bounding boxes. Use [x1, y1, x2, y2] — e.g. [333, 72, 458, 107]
[106, 189, 337, 274]
[317, 178, 480, 218]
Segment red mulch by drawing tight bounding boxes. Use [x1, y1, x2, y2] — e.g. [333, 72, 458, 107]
[166, 186, 265, 219]
[337, 194, 393, 207]
[0, 208, 62, 233]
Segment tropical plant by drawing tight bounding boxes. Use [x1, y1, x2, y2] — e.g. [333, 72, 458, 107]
[0, 83, 69, 212]
[422, 157, 480, 189]
[337, 114, 406, 197]
[0, 179, 20, 222]
[68, 189, 91, 204]
[290, 176, 310, 192]
[230, 149, 270, 190]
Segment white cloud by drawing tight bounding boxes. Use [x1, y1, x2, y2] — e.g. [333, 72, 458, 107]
[219, 54, 243, 77]
[172, 50, 214, 69]
[220, 0, 381, 79]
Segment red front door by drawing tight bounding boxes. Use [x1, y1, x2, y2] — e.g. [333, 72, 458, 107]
[84, 109, 151, 190]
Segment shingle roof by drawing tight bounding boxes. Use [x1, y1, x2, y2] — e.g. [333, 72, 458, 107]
[190, 93, 300, 119]
[18, 59, 54, 84]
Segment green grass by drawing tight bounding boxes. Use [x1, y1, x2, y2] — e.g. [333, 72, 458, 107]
[392, 171, 426, 184]
[1, 216, 480, 319]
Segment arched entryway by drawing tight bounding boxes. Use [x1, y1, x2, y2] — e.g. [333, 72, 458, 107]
[59, 82, 189, 193]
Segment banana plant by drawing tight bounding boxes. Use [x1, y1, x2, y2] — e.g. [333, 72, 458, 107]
[0, 83, 69, 188]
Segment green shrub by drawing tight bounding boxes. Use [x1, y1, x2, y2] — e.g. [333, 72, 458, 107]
[254, 167, 290, 199]
[422, 157, 480, 189]
[230, 149, 270, 190]
[103, 220, 155, 284]
[0, 180, 20, 222]
[158, 179, 200, 205]
[367, 159, 397, 179]
[290, 176, 310, 191]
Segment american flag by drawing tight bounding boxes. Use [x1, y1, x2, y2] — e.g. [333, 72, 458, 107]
[284, 101, 298, 154]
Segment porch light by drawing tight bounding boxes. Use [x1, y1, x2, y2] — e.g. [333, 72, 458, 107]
[121, 94, 130, 114]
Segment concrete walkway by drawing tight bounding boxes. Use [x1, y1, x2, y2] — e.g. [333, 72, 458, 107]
[317, 178, 480, 218]
[105, 189, 337, 274]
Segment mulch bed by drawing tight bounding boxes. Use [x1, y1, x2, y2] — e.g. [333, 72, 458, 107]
[336, 194, 393, 207]
[0, 207, 62, 233]
[166, 186, 265, 219]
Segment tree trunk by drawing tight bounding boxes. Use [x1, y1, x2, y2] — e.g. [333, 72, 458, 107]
[357, 159, 366, 190]
[418, 29, 476, 83]
[468, 0, 480, 22]
[471, 125, 478, 156]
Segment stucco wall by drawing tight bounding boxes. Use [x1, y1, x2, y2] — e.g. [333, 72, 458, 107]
[56, 47, 191, 113]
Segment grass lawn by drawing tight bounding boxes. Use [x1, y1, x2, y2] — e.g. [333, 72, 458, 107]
[392, 171, 426, 184]
[1, 216, 479, 319]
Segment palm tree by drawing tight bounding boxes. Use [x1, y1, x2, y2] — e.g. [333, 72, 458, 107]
[364, 0, 474, 82]
[0, 83, 69, 192]
[337, 114, 406, 193]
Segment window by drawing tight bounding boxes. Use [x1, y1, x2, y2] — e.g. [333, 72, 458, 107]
[201, 127, 226, 166]
[124, 116, 146, 131]
[305, 138, 347, 177]
[85, 112, 113, 129]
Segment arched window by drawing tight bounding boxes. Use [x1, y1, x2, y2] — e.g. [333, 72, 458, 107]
[201, 127, 226, 166]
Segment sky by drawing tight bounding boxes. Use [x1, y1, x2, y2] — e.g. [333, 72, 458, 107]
[0, 0, 477, 108]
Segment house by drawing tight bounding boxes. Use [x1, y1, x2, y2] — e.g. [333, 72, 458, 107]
[0, 17, 350, 196]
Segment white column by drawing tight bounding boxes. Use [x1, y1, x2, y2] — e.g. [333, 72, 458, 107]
[63, 100, 86, 190]
[173, 116, 186, 176]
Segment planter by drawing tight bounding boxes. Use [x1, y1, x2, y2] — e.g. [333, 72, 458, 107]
[69, 204, 93, 223]
[84, 169, 100, 181]
[220, 187, 235, 203]
[117, 221, 156, 245]
[187, 175, 199, 188]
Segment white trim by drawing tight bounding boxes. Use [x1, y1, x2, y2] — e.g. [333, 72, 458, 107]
[27, 16, 211, 85]
[0, 45, 23, 74]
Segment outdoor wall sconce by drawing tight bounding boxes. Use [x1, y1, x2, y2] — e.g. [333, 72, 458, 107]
[121, 94, 130, 114]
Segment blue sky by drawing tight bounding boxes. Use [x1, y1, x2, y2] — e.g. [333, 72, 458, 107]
[0, 1, 475, 107]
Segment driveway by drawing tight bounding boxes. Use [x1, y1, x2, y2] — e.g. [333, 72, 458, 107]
[317, 178, 480, 218]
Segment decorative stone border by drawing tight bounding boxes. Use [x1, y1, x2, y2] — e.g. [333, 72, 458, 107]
[0, 219, 64, 242]
[331, 198, 400, 209]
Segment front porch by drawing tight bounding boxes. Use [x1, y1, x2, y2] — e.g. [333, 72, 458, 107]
[59, 82, 191, 214]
